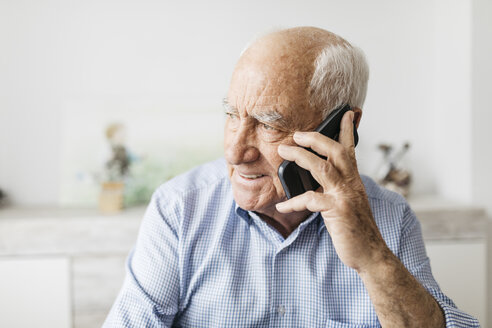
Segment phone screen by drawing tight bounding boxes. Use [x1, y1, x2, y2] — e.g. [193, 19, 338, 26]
[277, 104, 358, 199]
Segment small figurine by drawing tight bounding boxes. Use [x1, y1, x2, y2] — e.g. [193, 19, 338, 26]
[99, 123, 132, 214]
[105, 123, 130, 181]
[376, 142, 412, 197]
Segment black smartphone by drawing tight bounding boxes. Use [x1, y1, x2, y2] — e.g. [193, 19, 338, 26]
[278, 104, 358, 199]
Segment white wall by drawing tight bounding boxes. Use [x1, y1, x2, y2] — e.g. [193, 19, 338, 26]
[433, 0, 472, 202]
[0, 0, 490, 208]
[471, 0, 492, 215]
[471, 0, 492, 322]
[0, 256, 71, 328]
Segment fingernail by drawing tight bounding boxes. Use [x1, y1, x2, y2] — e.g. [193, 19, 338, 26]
[293, 131, 306, 141]
[277, 144, 287, 154]
[275, 202, 285, 210]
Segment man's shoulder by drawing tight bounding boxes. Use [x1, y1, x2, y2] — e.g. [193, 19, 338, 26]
[153, 158, 231, 204]
[149, 158, 235, 243]
[361, 174, 407, 207]
[360, 174, 412, 227]
[360, 175, 417, 254]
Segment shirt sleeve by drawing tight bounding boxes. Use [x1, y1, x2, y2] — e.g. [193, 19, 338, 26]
[398, 205, 481, 328]
[103, 189, 181, 327]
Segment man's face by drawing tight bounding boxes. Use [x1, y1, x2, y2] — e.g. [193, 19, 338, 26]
[224, 63, 320, 216]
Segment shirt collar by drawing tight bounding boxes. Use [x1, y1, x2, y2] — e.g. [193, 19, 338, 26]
[234, 202, 252, 224]
[234, 202, 325, 236]
[316, 212, 326, 235]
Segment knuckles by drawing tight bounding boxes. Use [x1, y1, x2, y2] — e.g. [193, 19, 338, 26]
[317, 161, 332, 177]
[332, 144, 345, 158]
[305, 190, 317, 202]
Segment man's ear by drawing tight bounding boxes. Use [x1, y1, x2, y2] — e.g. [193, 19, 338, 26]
[352, 107, 362, 129]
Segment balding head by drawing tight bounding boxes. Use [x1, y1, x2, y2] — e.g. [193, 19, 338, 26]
[237, 27, 348, 74]
[230, 27, 368, 121]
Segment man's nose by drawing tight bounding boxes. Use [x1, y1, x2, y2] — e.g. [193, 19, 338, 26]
[225, 125, 260, 165]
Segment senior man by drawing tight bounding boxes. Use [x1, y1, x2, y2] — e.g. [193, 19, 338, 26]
[104, 27, 479, 327]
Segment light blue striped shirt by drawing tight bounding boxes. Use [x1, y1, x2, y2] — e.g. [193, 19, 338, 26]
[104, 158, 479, 327]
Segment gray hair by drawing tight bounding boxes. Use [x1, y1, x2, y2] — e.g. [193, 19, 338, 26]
[309, 42, 369, 119]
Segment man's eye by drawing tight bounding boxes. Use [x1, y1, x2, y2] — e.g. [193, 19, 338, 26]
[225, 112, 239, 120]
[261, 122, 277, 131]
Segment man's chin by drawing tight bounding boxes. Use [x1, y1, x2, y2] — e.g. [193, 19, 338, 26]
[232, 190, 277, 214]
[229, 172, 282, 212]
[232, 194, 260, 212]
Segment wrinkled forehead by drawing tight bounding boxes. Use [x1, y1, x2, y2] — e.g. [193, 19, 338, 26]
[228, 68, 307, 109]
[227, 66, 320, 130]
[227, 33, 321, 107]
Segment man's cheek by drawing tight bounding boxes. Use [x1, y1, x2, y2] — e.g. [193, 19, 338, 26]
[271, 175, 285, 197]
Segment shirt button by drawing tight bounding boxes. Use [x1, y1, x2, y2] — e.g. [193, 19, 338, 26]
[277, 305, 286, 316]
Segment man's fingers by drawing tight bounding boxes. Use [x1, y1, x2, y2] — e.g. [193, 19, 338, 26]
[276, 190, 333, 213]
[277, 144, 324, 170]
[292, 130, 354, 176]
[339, 111, 355, 150]
[277, 144, 340, 188]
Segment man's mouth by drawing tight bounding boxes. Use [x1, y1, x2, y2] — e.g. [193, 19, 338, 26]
[239, 173, 265, 179]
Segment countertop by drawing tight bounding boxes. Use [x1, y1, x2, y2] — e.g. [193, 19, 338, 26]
[0, 197, 488, 257]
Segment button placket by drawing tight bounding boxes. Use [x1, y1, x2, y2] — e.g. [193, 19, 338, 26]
[277, 304, 286, 316]
[269, 246, 290, 327]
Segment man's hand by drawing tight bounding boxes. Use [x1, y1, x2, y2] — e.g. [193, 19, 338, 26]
[276, 110, 390, 272]
[276, 110, 445, 327]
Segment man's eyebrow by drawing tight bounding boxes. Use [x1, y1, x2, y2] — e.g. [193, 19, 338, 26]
[251, 110, 289, 129]
[222, 98, 239, 114]
[222, 98, 290, 130]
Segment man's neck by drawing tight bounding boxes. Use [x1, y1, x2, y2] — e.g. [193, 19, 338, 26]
[256, 209, 311, 239]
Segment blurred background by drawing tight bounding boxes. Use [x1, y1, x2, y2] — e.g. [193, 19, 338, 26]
[0, 0, 491, 327]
